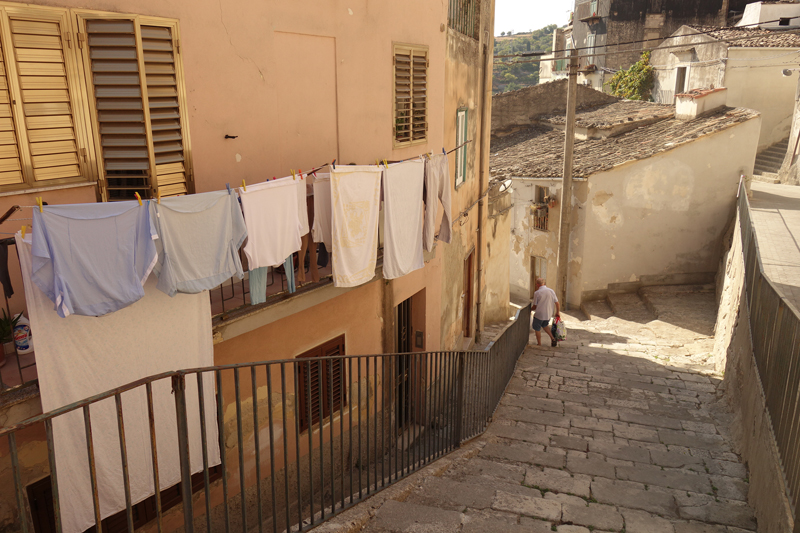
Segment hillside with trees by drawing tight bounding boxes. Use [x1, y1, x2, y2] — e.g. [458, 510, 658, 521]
[493, 25, 556, 94]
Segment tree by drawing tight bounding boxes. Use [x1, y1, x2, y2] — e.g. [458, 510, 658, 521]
[501, 31, 506, 36]
[606, 51, 655, 101]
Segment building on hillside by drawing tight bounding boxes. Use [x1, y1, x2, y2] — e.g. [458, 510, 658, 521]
[0, 0, 508, 531]
[651, 25, 800, 152]
[540, 0, 752, 89]
[490, 83, 760, 309]
[736, 0, 800, 27]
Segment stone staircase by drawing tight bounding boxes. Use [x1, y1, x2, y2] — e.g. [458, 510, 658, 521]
[752, 137, 788, 184]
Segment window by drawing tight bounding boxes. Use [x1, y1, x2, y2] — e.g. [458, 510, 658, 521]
[675, 66, 688, 99]
[297, 335, 347, 432]
[447, 0, 479, 39]
[455, 108, 467, 187]
[74, 12, 192, 201]
[533, 185, 549, 231]
[393, 44, 427, 147]
[586, 33, 596, 65]
[0, 4, 193, 199]
[590, 0, 598, 16]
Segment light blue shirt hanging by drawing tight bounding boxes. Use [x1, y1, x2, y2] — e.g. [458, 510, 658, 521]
[149, 190, 247, 296]
[31, 201, 157, 318]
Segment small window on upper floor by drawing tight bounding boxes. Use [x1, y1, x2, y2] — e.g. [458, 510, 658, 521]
[447, 0, 480, 40]
[394, 44, 428, 147]
[455, 108, 468, 187]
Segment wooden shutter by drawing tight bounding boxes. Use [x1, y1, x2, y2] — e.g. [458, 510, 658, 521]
[297, 335, 346, 432]
[78, 15, 191, 201]
[3, 7, 91, 186]
[141, 24, 188, 197]
[394, 44, 427, 147]
[0, 32, 22, 186]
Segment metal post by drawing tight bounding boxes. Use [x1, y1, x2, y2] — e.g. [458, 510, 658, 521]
[453, 353, 465, 448]
[556, 48, 579, 306]
[172, 374, 194, 533]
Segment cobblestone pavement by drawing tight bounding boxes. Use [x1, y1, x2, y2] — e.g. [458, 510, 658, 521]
[347, 288, 756, 533]
[750, 182, 800, 311]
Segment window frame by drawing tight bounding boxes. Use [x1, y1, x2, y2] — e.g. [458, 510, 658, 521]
[455, 107, 468, 188]
[72, 9, 194, 202]
[296, 335, 347, 433]
[392, 42, 428, 148]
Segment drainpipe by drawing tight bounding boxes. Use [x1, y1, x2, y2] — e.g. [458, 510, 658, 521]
[475, 16, 494, 343]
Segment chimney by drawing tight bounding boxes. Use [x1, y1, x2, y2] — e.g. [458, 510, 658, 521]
[675, 88, 728, 120]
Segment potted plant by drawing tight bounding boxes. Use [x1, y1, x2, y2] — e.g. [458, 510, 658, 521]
[0, 309, 20, 368]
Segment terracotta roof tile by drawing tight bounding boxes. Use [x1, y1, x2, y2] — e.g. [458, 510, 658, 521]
[688, 25, 800, 47]
[540, 100, 674, 129]
[489, 106, 759, 179]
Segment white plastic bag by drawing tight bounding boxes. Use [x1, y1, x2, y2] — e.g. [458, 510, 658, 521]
[553, 316, 567, 341]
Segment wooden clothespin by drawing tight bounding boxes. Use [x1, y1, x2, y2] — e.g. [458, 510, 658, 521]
[134, 192, 142, 206]
[20, 225, 25, 239]
[36, 197, 43, 213]
[242, 179, 247, 191]
[157, 189, 162, 204]
[383, 159, 388, 168]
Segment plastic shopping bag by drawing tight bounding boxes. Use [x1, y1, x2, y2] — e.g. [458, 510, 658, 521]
[553, 316, 567, 341]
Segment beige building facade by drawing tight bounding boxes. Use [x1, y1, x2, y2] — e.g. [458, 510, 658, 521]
[0, 0, 507, 531]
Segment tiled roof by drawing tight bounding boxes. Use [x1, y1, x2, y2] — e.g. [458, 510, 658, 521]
[539, 101, 674, 130]
[489, 106, 759, 179]
[687, 25, 800, 47]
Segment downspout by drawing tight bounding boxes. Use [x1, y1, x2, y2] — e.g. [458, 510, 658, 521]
[475, 1, 494, 343]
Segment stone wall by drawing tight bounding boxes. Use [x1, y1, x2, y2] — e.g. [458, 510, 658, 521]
[491, 81, 617, 136]
[714, 212, 795, 533]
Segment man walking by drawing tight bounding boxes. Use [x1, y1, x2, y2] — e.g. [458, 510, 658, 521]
[532, 277, 560, 347]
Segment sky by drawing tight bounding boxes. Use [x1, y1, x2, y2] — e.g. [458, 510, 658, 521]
[493, 0, 574, 36]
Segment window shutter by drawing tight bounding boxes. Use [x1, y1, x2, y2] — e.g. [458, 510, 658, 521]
[80, 17, 191, 201]
[84, 19, 150, 201]
[394, 44, 427, 147]
[323, 341, 346, 414]
[297, 335, 346, 432]
[5, 9, 88, 184]
[298, 357, 323, 432]
[0, 34, 23, 186]
[141, 24, 188, 197]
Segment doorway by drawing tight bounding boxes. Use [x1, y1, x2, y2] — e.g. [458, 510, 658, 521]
[396, 297, 413, 429]
[530, 256, 547, 299]
[674, 66, 687, 99]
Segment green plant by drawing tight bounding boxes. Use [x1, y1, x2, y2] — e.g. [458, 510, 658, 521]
[605, 51, 655, 101]
[0, 309, 20, 344]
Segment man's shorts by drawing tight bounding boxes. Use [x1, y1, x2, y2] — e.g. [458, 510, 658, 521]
[532, 317, 550, 331]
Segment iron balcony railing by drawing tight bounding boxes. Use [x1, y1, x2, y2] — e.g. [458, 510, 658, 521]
[738, 192, 800, 526]
[0, 305, 531, 533]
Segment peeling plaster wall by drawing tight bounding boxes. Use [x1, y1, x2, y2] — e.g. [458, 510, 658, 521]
[484, 181, 511, 324]
[651, 31, 728, 104]
[577, 115, 760, 302]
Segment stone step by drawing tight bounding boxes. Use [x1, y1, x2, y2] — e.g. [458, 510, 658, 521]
[756, 153, 784, 165]
[606, 292, 656, 322]
[754, 164, 781, 175]
[581, 299, 613, 320]
[752, 173, 781, 184]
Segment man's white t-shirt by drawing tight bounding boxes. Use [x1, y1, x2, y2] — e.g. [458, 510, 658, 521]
[533, 285, 558, 320]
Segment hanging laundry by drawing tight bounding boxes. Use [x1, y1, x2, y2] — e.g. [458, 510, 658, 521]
[423, 153, 452, 252]
[330, 165, 382, 287]
[297, 189, 319, 283]
[16, 233, 219, 533]
[239, 179, 301, 270]
[312, 173, 333, 249]
[150, 190, 247, 296]
[248, 267, 269, 305]
[31, 201, 156, 318]
[383, 160, 425, 279]
[284, 255, 296, 293]
[0, 241, 13, 298]
[296, 173, 310, 237]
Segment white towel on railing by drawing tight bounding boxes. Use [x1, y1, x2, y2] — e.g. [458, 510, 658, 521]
[382, 160, 425, 279]
[16, 234, 219, 533]
[331, 165, 382, 287]
[240, 178, 302, 269]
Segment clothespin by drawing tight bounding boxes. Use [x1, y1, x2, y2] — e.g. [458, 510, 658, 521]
[20, 225, 25, 239]
[291, 169, 296, 180]
[383, 159, 388, 168]
[298, 169, 303, 180]
[225, 183, 231, 194]
[157, 189, 162, 204]
[331, 158, 336, 169]
[134, 192, 142, 206]
[242, 179, 247, 191]
[442, 147, 446, 155]
[36, 197, 43, 213]
[375, 159, 380, 166]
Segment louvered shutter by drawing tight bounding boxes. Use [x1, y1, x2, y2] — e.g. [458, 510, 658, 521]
[79, 16, 191, 201]
[5, 8, 89, 184]
[298, 357, 323, 432]
[394, 45, 427, 146]
[0, 33, 22, 186]
[323, 341, 346, 415]
[297, 336, 346, 432]
[141, 24, 188, 197]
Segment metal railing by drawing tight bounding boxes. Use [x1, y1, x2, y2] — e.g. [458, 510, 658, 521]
[448, 0, 479, 40]
[738, 192, 800, 524]
[0, 305, 531, 533]
[533, 207, 549, 232]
